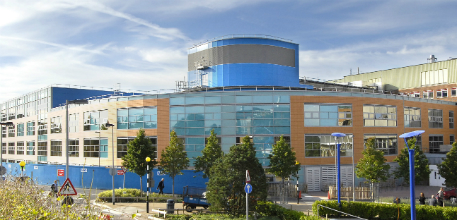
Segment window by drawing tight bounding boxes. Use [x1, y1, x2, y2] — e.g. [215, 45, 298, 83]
[451, 135, 455, 145]
[428, 109, 443, 128]
[16, 141, 24, 155]
[117, 107, 158, 129]
[37, 141, 47, 156]
[437, 90, 442, 98]
[1, 127, 5, 138]
[410, 92, 420, 98]
[8, 127, 15, 137]
[429, 91, 434, 99]
[17, 123, 24, 136]
[404, 107, 421, 127]
[69, 113, 79, 133]
[27, 121, 35, 136]
[69, 139, 79, 157]
[450, 111, 454, 129]
[421, 69, 449, 86]
[50, 116, 62, 134]
[8, 142, 14, 154]
[26, 141, 35, 155]
[429, 135, 443, 153]
[304, 134, 353, 158]
[1, 143, 5, 154]
[83, 138, 108, 158]
[38, 119, 47, 140]
[117, 137, 157, 158]
[452, 88, 457, 97]
[50, 140, 62, 156]
[364, 134, 398, 155]
[363, 105, 397, 127]
[304, 104, 352, 127]
[84, 110, 108, 131]
[423, 91, 428, 99]
[442, 89, 448, 98]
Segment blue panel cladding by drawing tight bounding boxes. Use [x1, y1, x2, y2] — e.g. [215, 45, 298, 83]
[51, 87, 114, 108]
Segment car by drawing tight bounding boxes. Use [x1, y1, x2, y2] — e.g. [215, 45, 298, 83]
[443, 188, 456, 200]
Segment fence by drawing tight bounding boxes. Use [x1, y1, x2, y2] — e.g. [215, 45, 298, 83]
[267, 181, 298, 204]
[328, 186, 373, 200]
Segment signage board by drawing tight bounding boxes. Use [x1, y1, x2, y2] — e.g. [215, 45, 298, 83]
[59, 178, 77, 196]
[117, 170, 124, 175]
[81, 168, 87, 173]
[245, 184, 252, 194]
[34, 166, 38, 170]
[57, 169, 65, 177]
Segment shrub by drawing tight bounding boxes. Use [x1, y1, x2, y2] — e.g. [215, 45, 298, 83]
[256, 201, 319, 220]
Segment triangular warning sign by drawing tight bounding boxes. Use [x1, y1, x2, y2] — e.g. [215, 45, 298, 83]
[59, 178, 77, 196]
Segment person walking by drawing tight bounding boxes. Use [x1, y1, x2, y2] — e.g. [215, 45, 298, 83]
[50, 180, 58, 197]
[157, 178, 165, 195]
[438, 187, 444, 206]
[419, 192, 426, 205]
[429, 195, 437, 206]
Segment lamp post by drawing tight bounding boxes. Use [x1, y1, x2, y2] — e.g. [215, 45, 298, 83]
[105, 122, 115, 205]
[331, 132, 346, 208]
[146, 156, 151, 213]
[295, 161, 300, 204]
[399, 130, 425, 220]
[95, 131, 101, 167]
[19, 161, 25, 178]
[0, 122, 14, 167]
[66, 99, 88, 179]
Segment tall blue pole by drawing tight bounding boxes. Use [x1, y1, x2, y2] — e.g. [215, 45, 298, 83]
[337, 142, 341, 207]
[406, 139, 416, 220]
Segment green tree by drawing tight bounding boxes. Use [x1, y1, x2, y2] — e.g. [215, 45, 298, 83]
[393, 137, 430, 184]
[356, 138, 391, 185]
[437, 142, 457, 188]
[158, 130, 190, 197]
[268, 135, 300, 202]
[207, 136, 268, 216]
[194, 129, 224, 179]
[121, 129, 157, 193]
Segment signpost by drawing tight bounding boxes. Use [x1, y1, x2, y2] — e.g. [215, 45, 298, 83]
[121, 166, 128, 189]
[57, 169, 65, 177]
[59, 178, 77, 196]
[245, 170, 251, 220]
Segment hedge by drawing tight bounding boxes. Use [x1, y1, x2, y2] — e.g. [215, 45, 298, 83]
[255, 201, 319, 220]
[312, 200, 457, 220]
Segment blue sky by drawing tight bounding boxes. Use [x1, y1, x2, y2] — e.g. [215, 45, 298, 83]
[1, 0, 457, 102]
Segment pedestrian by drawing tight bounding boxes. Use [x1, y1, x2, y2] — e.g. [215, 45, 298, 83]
[157, 178, 165, 195]
[50, 180, 58, 197]
[419, 192, 426, 205]
[429, 195, 437, 206]
[438, 187, 444, 206]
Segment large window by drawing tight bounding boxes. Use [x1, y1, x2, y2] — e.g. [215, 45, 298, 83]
[428, 109, 443, 128]
[8, 127, 15, 137]
[117, 107, 157, 129]
[8, 142, 14, 154]
[363, 105, 397, 127]
[69, 113, 79, 133]
[69, 139, 79, 157]
[1, 127, 5, 138]
[450, 111, 454, 129]
[452, 88, 457, 97]
[38, 119, 47, 141]
[429, 135, 443, 153]
[404, 107, 421, 127]
[26, 141, 35, 155]
[304, 104, 352, 127]
[451, 135, 455, 145]
[423, 90, 434, 99]
[84, 110, 108, 131]
[37, 141, 47, 156]
[117, 137, 157, 158]
[17, 123, 24, 136]
[83, 138, 108, 158]
[50, 140, 62, 156]
[16, 141, 24, 155]
[27, 121, 35, 136]
[304, 134, 353, 158]
[364, 134, 398, 155]
[50, 116, 62, 134]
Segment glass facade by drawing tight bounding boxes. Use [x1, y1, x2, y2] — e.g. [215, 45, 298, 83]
[26, 141, 35, 155]
[84, 110, 108, 131]
[428, 109, 443, 128]
[363, 105, 397, 127]
[404, 107, 421, 127]
[117, 137, 157, 158]
[304, 134, 353, 158]
[37, 141, 47, 156]
[304, 104, 352, 127]
[363, 134, 397, 155]
[429, 135, 443, 153]
[117, 107, 157, 129]
[27, 121, 35, 136]
[83, 138, 108, 158]
[50, 116, 62, 134]
[17, 123, 24, 136]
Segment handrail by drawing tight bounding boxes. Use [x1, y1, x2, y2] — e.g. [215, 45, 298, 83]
[317, 204, 367, 220]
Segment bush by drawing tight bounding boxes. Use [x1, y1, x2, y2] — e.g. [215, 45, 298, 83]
[165, 214, 246, 220]
[256, 201, 319, 220]
[313, 200, 457, 220]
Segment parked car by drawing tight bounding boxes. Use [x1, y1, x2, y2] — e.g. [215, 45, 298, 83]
[443, 188, 456, 200]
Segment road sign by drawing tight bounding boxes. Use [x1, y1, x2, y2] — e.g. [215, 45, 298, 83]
[121, 166, 128, 173]
[0, 166, 6, 175]
[117, 170, 124, 175]
[81, 168, 87, 173]
[109, 168, 116, 176]
[245, 184, 252, 194]
[34, 166, 38, 170]
[57, 169, 65, 177]
[246, 170, 251, 183]
[59, 178, 77, 196]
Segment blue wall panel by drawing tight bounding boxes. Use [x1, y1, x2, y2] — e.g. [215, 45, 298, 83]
[51, 88, 114, 108]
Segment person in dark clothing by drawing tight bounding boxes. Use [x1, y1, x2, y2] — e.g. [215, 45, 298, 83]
[50, 180, 58, 197]
[157, 178, 165, 195]
[429, 195, 437, 206]
[419, 192, 426, 205]
[438, 187, 444, 207]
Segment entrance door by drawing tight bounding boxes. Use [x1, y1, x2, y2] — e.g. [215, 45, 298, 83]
[306, 167, 321, 191]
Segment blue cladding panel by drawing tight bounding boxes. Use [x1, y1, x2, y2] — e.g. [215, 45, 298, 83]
[51, 87, 114, 108]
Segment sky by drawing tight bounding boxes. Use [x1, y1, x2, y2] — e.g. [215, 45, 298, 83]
[1, 0, 457, 102]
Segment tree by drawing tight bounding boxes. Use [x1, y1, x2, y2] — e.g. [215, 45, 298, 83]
[194, 129, 224, 179]
[207, 136, 267, 216]
[356, 138, 390, 187]
[393, 137, 430, 184]
[121, 129, 157, 193]
[437, 142, 457, 187]
[268, 135, 300, 203]
[158, 130, 189, 197]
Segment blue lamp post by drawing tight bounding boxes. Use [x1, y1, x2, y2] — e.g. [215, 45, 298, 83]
[399, 130, 424, 220]
[331, 132, 346, 207]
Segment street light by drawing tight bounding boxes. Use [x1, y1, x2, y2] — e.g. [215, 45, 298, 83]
[0, 122, 14, 167]
[295, 161, 300, 204]
[146, 156, 151, 213]
[95, 131, 101, 167]
[331, 132, 346, 208]
[105, 122, 115, 205]
[399, 130, 425, 220]
[66, 99, 88, 179]
[19, 161, 25, 177]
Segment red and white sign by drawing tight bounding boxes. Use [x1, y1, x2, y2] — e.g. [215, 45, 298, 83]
[57, 169, 65, 177]
[117, 170, 124, 175]
[59, 178, 77, 196]
[246, 170, 251, 183]
[121, 166, 128, 173]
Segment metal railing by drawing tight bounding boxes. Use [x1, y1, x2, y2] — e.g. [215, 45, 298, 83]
[316, 204, 367, 220]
